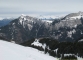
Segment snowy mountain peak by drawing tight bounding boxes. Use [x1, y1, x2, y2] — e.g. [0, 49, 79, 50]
[65, 11, 83, 20]
[19, 14, 38, 21]
[20, 14, 27, 19]
[18, 15, 42, 30]
[21, 14, 26, 16]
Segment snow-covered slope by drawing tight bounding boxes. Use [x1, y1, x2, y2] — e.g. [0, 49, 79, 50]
[21, 38, 83, 60]
[0, 40, 57, 60]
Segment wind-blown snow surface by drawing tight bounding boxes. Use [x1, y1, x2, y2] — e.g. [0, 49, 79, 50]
[0, 40, 57, 60]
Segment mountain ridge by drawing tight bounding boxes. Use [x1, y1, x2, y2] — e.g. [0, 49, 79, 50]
[0, 12, 83, 43]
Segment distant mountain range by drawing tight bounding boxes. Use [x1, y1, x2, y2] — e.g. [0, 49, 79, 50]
[0, 12, 83, 43]
[0, 18, 14, 27]
[36, 15, 59, 20]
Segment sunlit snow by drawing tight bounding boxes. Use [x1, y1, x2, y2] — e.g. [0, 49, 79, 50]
[0, 40, 58, 60]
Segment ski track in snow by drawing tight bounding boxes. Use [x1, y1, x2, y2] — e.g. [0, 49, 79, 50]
[0, 40, 58, 60]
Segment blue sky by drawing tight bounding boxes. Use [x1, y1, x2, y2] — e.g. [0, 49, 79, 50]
[0, 0, 83, 17]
